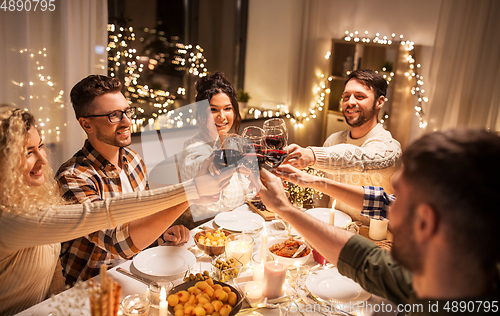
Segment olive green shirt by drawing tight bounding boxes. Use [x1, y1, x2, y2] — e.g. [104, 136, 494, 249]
[337, 234, 499, 315]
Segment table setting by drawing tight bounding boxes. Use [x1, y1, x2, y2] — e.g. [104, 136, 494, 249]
[17, 199, 395, 316]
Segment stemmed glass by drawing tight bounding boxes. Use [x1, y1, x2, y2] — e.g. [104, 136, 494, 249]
[241, 126, 265, 171]
[262, 119, 288, 169]
[210, 133, 246, 208]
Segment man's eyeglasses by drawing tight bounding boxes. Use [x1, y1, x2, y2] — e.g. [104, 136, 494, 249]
[82, 107, 136, 123]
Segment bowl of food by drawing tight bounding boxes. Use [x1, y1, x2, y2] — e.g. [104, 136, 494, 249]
[268, 237, 312, 267]
[167, 279, 242, 316]
[212, 255, 243, 282]
[194, 229, 231, 256]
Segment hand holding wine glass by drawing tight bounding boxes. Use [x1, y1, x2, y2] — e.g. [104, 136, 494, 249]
[263, 119, 288, 169]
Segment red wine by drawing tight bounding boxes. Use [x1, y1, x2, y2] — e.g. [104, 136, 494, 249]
[264, 149, 288, 168]
[264, 135, 285, 150]
[243, 153, 265, 170]
[213, 149, 243, 170]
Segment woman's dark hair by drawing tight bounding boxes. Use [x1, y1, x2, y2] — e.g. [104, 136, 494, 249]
[195, 72, 241, 134]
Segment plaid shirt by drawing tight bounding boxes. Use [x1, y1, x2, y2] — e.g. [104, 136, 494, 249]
[56, 140, 153, 284]
[361, 186, 396, 220]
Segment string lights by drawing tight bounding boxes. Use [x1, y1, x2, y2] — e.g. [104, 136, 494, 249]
[343, 30, 427, 128]
[107, 24, 209, 131]
[12, 48, 65, 142]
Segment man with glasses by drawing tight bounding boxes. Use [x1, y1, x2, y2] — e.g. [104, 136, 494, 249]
[56, 75, 191, 284]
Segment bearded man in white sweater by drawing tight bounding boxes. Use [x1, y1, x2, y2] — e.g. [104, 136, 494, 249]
[286, 69, 401, 223]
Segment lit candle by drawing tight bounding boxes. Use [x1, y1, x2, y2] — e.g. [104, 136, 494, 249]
[244, 281, 264, 300]
[369, 218, 388, 240]
[262, 259, 286, 299]
[329, 199, 337, 226]
[159, 286, 168, 316]
[259, 226, 268, 264]
[252, 260, 264, 282]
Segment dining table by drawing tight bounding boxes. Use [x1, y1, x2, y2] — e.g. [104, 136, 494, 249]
[16, 204, 397, 316]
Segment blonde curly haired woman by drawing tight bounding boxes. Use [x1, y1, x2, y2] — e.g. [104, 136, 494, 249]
[0, 104, 234, 315]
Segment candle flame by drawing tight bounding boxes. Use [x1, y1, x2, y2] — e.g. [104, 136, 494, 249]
[274, 259, 279, 266]
[160, 286, 167, 301]
[333, 199, 336, 209]
[260, 259, 264, 266]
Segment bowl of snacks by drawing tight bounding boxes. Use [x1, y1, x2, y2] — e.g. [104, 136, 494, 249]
[194, 229, 231, 256]
[212, 256, 243, 282]
[183, 269, 212, 282]
[268, 237, 312, 267]
[167, 279, 242, 316]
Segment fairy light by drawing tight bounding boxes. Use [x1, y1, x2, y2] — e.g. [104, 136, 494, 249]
[107, 24, 210, 131]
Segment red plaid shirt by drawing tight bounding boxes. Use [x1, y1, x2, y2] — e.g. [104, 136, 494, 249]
[56, 140, 154, 284]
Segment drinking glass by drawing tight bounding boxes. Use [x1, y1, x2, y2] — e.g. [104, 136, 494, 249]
[263, 118, 288, 142]
[120, 294, 150, 316]
[225, 233, 254, 266]
[149, 281, 174, 309]
[241, 126, 265, 171]
[210, 134, 245, 208]
[262, 127, 288, 169]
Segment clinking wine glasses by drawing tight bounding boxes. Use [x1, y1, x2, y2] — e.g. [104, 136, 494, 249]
[262, 118, 288, 169]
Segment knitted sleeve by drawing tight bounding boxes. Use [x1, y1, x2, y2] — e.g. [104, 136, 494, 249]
[0, 181, 198, 255]
[310, 131, 401, 172]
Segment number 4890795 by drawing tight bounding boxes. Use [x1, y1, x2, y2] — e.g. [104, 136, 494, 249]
[1, 0, 56, 11]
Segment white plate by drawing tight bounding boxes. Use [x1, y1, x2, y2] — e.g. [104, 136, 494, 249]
[132, 246, 196, 279]
[214, 208, 265, 232]
[291, 208, 351, 235]
[306, 268, 371, 303]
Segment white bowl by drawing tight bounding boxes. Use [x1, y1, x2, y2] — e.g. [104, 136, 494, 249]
[267, 237, 312, 268]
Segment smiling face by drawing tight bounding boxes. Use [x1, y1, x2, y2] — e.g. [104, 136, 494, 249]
[207, 92, 235, 137]
[81, 92, 132, 149]
[23, 125, 48, 186]
[341, 78, 383, 130]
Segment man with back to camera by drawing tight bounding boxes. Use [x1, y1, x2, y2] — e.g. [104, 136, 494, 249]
[57, 75, 199, 284]
[260, 128, 500, 315]
[286, 69, 401, 223]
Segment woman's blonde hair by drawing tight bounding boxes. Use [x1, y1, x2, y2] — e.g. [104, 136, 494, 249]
[0, 104, 63, 214]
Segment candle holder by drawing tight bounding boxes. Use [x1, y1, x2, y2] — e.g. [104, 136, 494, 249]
[225, 233, 254, 266]
[120, 294, 150, 316]
[149, 281, 174, 309]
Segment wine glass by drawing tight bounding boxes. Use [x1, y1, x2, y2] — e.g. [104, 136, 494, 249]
[263, 118, 288, 143]
[210, 134, 245, 208]
[262, 121, 288, 169]
[241, 126, 265, 171]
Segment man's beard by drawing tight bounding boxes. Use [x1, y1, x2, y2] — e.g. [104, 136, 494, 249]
[96, 126, 131, 148]
[391, 207, 424, 274]
[343, 100, 377, 128]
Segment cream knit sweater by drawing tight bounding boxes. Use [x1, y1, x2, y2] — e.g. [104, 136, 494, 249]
[0, 181, 198, 315]
[309, 124, 401, 223]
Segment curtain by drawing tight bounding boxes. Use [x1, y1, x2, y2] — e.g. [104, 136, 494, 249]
[0, 0, 108, 169]
[425, 0, 500, 133]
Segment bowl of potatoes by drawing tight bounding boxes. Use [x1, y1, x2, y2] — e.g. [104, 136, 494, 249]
[167, 278, 242, 316]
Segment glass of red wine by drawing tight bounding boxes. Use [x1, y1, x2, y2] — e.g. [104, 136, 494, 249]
[210, 133, 245, 208]
[241, 126, 265, 171]
[263, 119, 288, 169]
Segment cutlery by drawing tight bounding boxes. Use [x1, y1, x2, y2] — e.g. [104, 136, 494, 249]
[292, 244, 307, 258]
[116, 267, 158, 289]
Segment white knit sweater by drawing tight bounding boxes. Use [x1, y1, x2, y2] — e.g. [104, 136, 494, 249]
[0, 181, 198, 315]
[309, 124, 401, 222]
